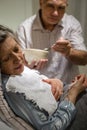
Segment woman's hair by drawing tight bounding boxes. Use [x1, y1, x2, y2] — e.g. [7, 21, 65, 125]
[0, 25, 14, 43]
[0, 25, 19, 45]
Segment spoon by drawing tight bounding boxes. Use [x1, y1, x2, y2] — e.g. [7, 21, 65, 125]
[44, 47, 51, 51]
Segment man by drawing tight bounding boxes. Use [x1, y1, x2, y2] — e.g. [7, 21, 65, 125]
[16, 0, 87, 84]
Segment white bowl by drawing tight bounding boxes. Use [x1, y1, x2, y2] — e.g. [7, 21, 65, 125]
[23, 48, 49, 63]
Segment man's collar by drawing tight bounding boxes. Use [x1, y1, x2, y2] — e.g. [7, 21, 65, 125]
[32, 10, 43, 30]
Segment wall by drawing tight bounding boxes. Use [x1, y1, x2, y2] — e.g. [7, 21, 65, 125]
[0, 0, 33, 31]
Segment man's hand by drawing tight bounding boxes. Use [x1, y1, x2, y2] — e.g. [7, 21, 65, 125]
[42, 78, 63, 101]
[52, 37, 72, 57]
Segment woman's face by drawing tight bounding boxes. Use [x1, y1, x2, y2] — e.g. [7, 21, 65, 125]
[0, 36, 24, 75]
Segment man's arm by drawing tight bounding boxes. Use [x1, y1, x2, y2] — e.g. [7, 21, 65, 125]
[67, 48, 87, 65]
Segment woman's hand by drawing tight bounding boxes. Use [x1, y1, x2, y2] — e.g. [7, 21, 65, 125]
[24, 55, 48, 70]
[29, 59, 48, 70]
[66, 74, 87, 104]
[42, 78, 63, 101]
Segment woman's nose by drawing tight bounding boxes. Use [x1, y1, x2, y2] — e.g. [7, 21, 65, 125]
[12, 52, 21, 62]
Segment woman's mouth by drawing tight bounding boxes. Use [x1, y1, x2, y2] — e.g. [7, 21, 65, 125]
[15, 63, 24, 70]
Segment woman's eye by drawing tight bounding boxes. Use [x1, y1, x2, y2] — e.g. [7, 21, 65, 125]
[14, 47, 19, 52]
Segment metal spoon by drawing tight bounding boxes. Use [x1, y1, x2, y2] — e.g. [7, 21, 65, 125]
[44, 47, 51, 51]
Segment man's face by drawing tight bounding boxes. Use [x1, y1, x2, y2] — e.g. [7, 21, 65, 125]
[40, 0, 67, 30]
[0, 37, 24, 75]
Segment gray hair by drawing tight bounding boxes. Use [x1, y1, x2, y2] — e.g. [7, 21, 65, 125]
[0, 25, 19, 45]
